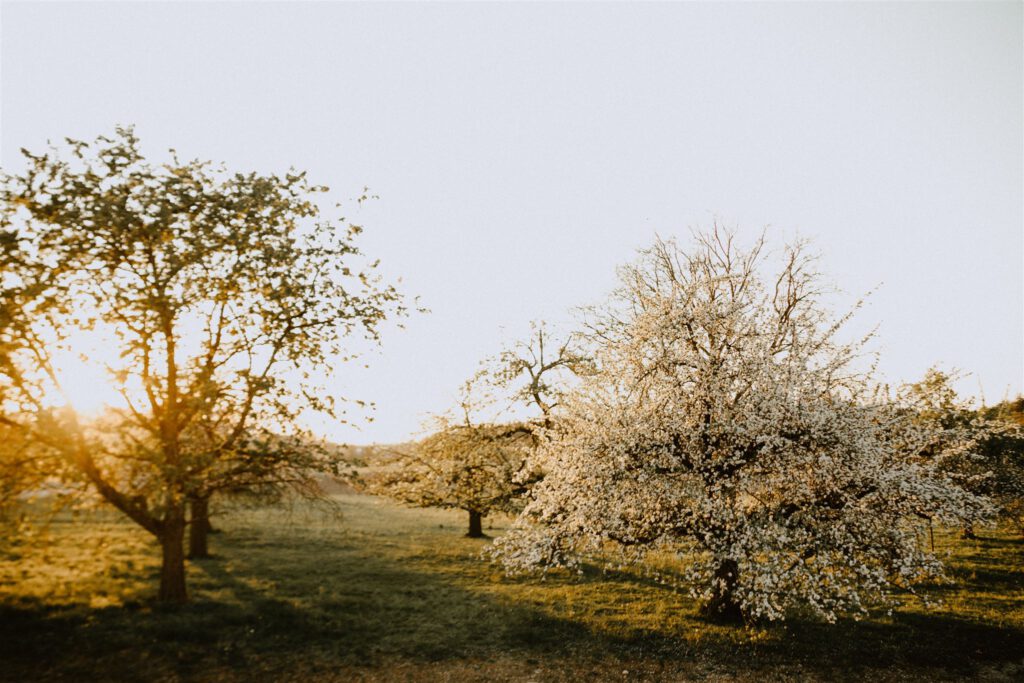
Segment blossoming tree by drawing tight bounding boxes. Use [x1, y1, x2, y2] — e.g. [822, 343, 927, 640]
[492, 227, 991, 623]
[900, 370, 1024, 539]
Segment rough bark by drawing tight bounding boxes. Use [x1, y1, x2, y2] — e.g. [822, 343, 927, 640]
[188, 496, 212, 559]
[159, 510, 188, 603]
[467, 510, 485, 538]
[700, 558, 743, 623]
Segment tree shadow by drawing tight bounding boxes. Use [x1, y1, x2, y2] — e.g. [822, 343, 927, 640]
[763, 611, 1024, 678]
[3, 527, 1022, 682]
[542, 555, 1024, 678]
[1, 546, 600, 681]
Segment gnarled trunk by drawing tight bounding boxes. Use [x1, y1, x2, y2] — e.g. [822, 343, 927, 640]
[701, 558, 743, 623]
[188, 496, 212, 559]
[467, 510, 485, 538]
[159, 510, 188, 603]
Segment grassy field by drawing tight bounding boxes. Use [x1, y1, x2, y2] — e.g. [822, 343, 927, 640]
[1, 494, 1022, 682]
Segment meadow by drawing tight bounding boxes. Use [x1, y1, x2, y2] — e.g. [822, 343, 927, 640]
[2, 494, 1022, 682]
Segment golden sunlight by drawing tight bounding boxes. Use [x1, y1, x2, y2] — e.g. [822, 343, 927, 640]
[47, 334, 126, 416]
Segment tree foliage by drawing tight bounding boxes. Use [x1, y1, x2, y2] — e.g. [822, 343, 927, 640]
[0, 128, 406, 600]
[976, 397, 1024, 536]
[896, 370, 1024, 538]
[492, 228, 991, 623]
[369, 323, 591, 536]
[368, 378, 535, 537]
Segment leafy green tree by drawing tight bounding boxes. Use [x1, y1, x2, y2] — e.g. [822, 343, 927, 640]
[0, 128, 406, 601]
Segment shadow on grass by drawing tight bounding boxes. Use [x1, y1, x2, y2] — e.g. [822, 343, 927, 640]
[1, 544, 602, 682]
[3, 504, 1023, 682]
[3, 548, 1023, 683]
[767, 611, 1024, 677]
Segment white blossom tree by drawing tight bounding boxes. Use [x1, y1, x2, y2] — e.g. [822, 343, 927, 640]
[492, 227, 991, 623]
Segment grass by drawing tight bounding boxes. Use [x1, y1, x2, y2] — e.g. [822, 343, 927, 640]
[1, 494, 1022, 682]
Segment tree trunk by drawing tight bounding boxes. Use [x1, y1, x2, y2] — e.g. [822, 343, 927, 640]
[188, 496, 212, 559]
[159, 512, 188, 603]
[701, 558, 743, 623]
[466, 510, 485, 538]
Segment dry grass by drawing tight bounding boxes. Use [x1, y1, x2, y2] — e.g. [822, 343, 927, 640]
[1, 494, 1022, 682]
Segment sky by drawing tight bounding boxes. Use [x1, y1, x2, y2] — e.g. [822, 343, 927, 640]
[1, 1, 1021, 444]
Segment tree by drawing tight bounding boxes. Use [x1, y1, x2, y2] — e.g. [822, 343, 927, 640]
[897, 369, 1007, 540]
[369, 378, 535, 537]
[0, 128, 406, 601]
[0, 424, 52, 529]
[975, 397, 1024, 537]
[181, 426, 333, 558]
[492, 228, 990, 623]
[1, 222, 78, 526]
[487, 321, 593, 424]
[369, 325, 586, 536]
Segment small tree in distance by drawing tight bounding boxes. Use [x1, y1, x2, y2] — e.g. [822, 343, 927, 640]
[0, 128, 407, 602]
[369, 377, 535, 537]
[980, 398, 1024, 536]
[985, 400, 1024, 537]
[492, 227, 991, 623]
[368, 324, 591, 537]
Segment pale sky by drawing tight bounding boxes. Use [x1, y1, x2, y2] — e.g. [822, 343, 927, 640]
[2, 1, 1021, 444]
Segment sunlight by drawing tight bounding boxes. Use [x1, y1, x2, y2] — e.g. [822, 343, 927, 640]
[48, 334, 126, 416]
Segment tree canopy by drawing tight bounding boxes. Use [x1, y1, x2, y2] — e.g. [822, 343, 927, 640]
[367, 378, 536, 537]
[492, 228, 991, 623]
[0, 128, 407, 601]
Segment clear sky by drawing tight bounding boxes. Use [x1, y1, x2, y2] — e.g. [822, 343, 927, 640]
[2, 1, 1021, 444]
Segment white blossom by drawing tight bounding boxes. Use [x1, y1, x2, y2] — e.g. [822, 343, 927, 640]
[491, 227, 992, 623]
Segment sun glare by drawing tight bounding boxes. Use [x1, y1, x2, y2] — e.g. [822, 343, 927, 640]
[48, 335, 126, 416]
